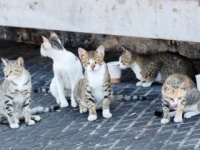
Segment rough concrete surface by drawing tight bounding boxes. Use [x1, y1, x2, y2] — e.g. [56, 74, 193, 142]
[0, 40, 199, 150]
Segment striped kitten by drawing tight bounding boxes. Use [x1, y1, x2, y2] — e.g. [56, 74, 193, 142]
[74, 45, 112, 121]
[160, 73, 199, 124]
[0, 57, 59, 129]
[119, 47, 196, 87]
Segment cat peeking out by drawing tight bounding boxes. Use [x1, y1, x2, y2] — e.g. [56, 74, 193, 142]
[160, 73, 200, 124]
[119, 47, 196, 87]
[74, 45, 112, 121]
[40, 32, 83, 108]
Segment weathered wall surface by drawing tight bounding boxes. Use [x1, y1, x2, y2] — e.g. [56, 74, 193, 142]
[0, 0, 200, 42]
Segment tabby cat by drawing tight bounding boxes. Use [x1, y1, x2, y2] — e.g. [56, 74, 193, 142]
[41, 32, 83, 108]
[74, 45, 112, 121]
[119, 47, 196, 87]
[0, 57, 59, 129]
[160, 73, 200, 124]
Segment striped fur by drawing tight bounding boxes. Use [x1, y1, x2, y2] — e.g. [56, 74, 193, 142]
[160, 73, 200, 124]
[74, 45, 112, 121]
[119, 47, 196, 87]
[0, 57, 59, 129]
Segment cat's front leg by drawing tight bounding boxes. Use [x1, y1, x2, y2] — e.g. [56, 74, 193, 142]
[102, 98, 112, 118]
[86, 100, 97, 121]
[174, 105, 184, 123]
[4, 99, 19, 128]
[136, 81, 144, 86]
[50, 77, 69, 107]
[161, 99, 170, 124]
[142, 81, 153, 87]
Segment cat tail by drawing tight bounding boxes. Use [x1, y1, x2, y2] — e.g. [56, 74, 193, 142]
[112, 94, 147, 101]
[31, 105, 60, 114]
[33, 87, 50, 93]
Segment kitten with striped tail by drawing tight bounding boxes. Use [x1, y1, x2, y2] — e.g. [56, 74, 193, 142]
[40, 32, 83, 108]
[74, 45, 112, 121]
[0, 57, 59, 129]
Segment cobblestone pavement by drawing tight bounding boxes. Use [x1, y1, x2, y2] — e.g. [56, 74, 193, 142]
[0, 40, 200, 150]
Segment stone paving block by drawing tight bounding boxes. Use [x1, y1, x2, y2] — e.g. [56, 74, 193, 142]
[1, 40, 200, 149]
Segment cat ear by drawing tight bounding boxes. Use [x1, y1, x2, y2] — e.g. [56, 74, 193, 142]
[17, 57, 24, 67]
[125, 50, 132, 59]
[41, 36, 49, 42]
[96, 45, 105, 57]
[180, 82, 187, 90]
[162, 84, 169, 92]
[50, 32, 58, 38]
[1, 58, 8, 66]
[78, 48, 87, 58]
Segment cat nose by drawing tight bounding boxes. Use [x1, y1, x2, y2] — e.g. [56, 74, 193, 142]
[91, 64, 95, 70]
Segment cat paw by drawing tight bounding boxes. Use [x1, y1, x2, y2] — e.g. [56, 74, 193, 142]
[136, 81, 143, 86]
[71, 100, 78, 108]
[10, 123, 19, 129]
[161, 118, 170, 124]
[174, 117, 183, 123]
[80, 108, 87, 113]
[142, 82, 152, 87]
[60, 102, 69, 108]
[103, 110, 112, 118]
[27, 120, 35, 125]
[87, 115, 97, 121]
[15, 118, 20, 124]
[33, 116, 41, 122]
[184, 112, 193, 119]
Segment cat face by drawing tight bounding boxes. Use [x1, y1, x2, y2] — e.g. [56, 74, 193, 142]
[119, 50, 133, 69]
[1, 57, 24, 80]
[78, 45, 105, 71]
[162, 83, 187, 109]
[40, 32, 63, 57]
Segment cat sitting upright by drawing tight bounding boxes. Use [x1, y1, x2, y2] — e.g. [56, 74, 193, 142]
[40, 32, 83, 107]
[0, 57, 44, 128]
[160, 73, 200, 124]
[73, 45, 112, 121]
[119, 47, 196, 87]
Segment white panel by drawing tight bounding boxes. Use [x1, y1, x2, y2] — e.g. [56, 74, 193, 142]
[0, 0, 200, 42]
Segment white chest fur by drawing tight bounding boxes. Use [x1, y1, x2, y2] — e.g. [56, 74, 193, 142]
[131, 63, 143, 80]
[87, 63, 106, 108]
[11, 73, 30, 91]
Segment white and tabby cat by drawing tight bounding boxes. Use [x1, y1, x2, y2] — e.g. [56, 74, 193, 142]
[0, 57, 59, 129]
[160, 73, 200, 124]
[119, 47, 196, 87]
[40, 32, 83, 108]
[74, 45, 112, 121]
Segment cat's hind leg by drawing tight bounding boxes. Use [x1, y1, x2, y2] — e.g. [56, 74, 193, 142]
[79, 103, 87, 113]
[30, 115, 41, 122]
[184, 111, 200, 119]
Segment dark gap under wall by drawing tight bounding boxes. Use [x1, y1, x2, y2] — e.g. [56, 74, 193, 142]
[0, 26, 200, 73]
